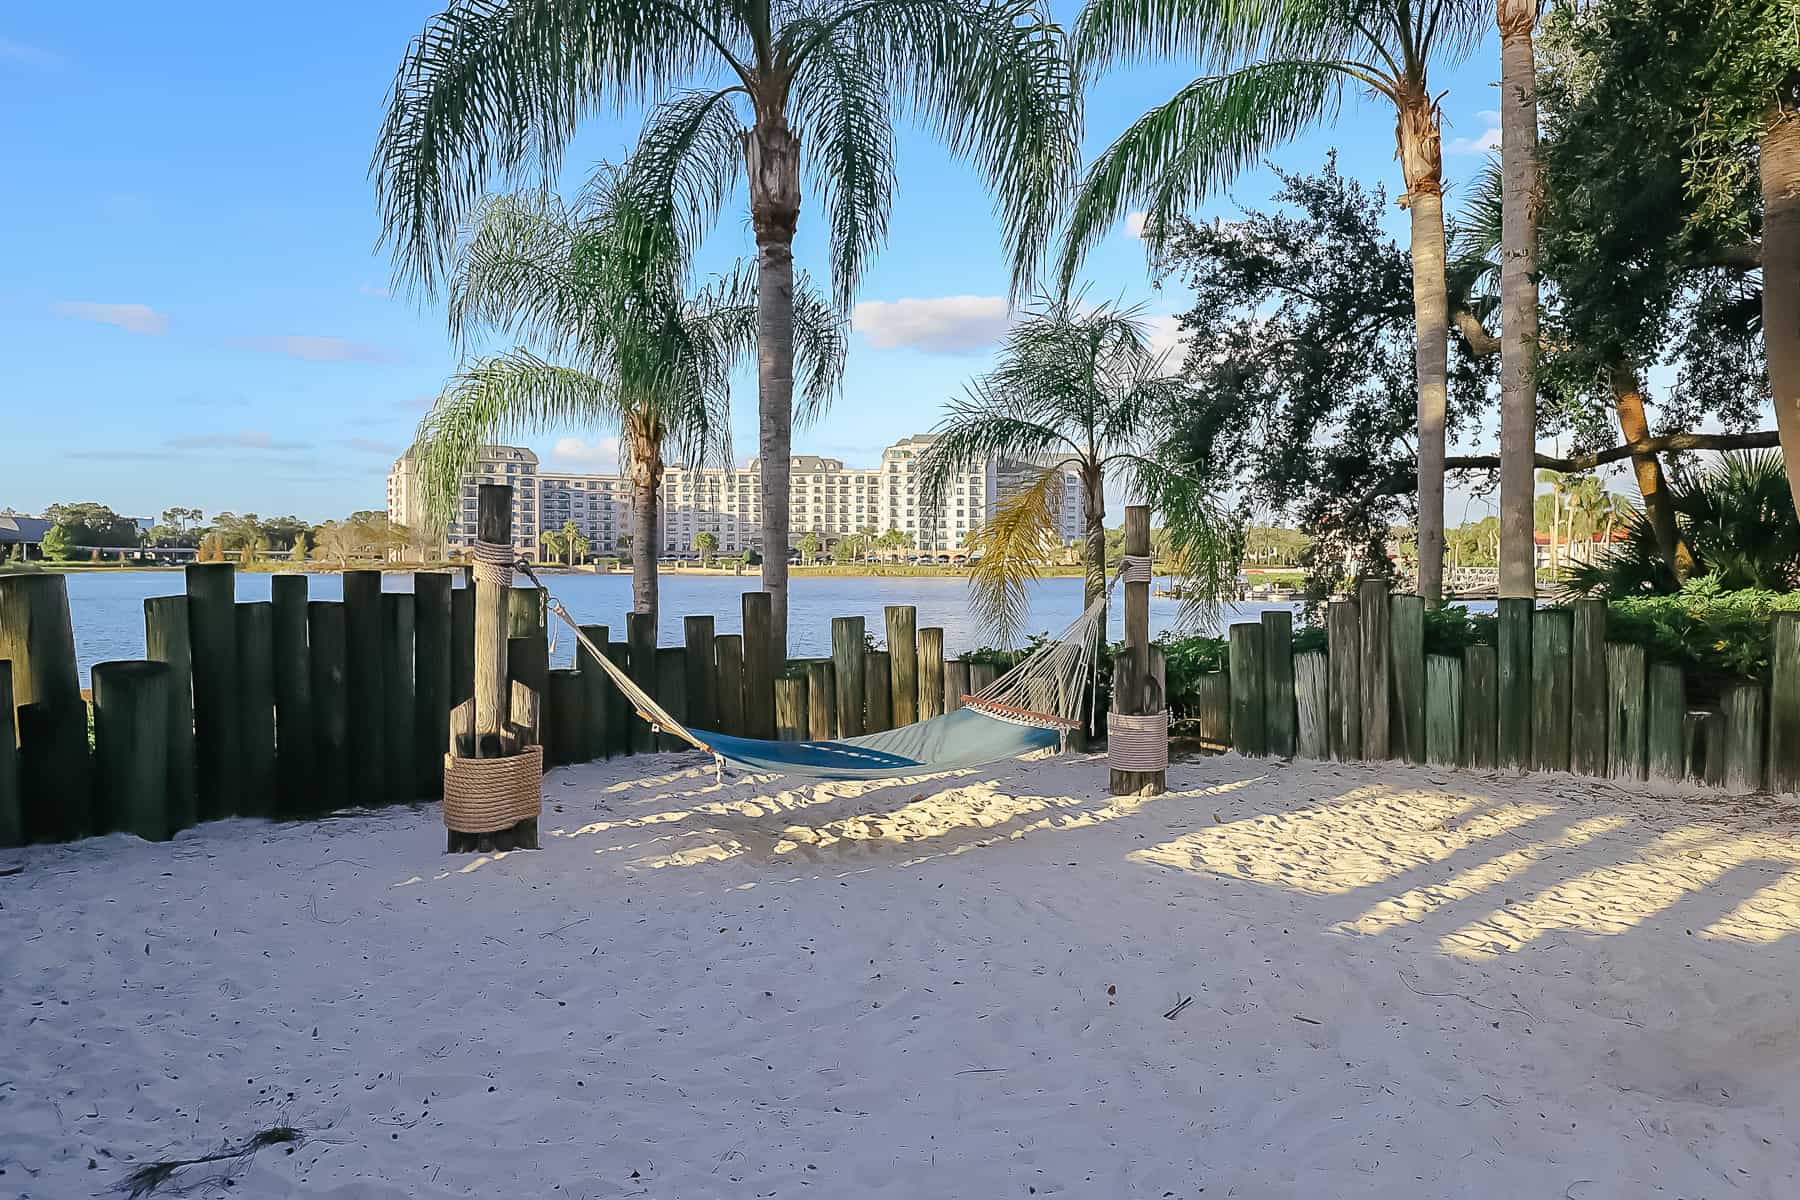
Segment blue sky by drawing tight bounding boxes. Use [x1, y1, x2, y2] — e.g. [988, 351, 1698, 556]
[1, 3, 1512, 526]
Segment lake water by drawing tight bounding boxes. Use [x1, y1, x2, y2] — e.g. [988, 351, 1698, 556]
[59, 570, 1313, 680]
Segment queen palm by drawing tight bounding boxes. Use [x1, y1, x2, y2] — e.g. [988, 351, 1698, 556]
[412, 167, 844, 624]
[1060, 0, 1486, 604]
[375, 0, 1077, 660]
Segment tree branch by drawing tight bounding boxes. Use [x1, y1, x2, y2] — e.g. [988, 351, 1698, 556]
[1702, 243, 1762, 270]
[1451, 307, 1500, 357]
[1445, 429, 1779, 473]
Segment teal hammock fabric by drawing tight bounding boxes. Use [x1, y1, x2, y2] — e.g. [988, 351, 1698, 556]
[691, 707, 1060, 781]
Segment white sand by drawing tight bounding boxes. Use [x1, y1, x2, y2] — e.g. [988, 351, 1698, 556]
[4, 751, 1800, 1198]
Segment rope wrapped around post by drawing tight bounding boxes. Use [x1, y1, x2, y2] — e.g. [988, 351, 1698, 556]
[1119, 554, 1153, 585]
[1107, 710, 1170, 772]
[469, 538, 515, 588]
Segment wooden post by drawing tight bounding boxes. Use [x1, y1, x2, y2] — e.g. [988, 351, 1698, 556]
[715, 635, 745, 737]
[1293, 654, 1325, 759]
[1357, 581, 1391, 760]
[886, 605, 918, 727]
[1227, 623, 1267, 756]
[382, 593, 417, 802]
[450, 583, 474, 705]
[545, 669, 585, 766]
[1497, 597, 1533, 770]
[1327, 598, 1361, 761]
[507, 634, 548, 745]
[1604, 643, 1647, 782]
[1647, 664, 1686, 787]
[144, 595, 199, 830]
[0, 662, 17, 847]
[1111, 505, 1164, 795]
[808, 660, 837, 738]
[91, 661, 172, 841]
[413, 572, 453, 796]
[1570, 600, 1609, 777]
[742, 593, 776, 739]
[968, 660, 997, 695]
[472, 486, 513, 763]
[236, 601, 277, 818]
[775, 674, 808, 741]
[1389, 595, 1425, 764]
[626, 611, 657, 756]
[0, 574, 82, 728]
[1261, 610, 1295, 758]
[864, 650, 892, 732]
[655, 648, 687, 751]
[342, 569, 386, 807]
[604, 640, 634, 754]
[1425, 654, 1463, 767]
[1770, 613, 1800, 792]
[307, 601, 349, 812]
[917, 627, 946, 719]
[1462, 644, 1499, 769]
[185, 562, 239, 821]
[1721, 683, 1766, 793]
[1687, 711, 1721, 785]
[943, 658, 969, 714]
[1531, 609, 1572, 773]
[268, 576, 312, 818]
[576, 624, 611, 758]
[507, 586, 541, 637]
[684, 616, 717, 733]
[832, 616, 866, 735]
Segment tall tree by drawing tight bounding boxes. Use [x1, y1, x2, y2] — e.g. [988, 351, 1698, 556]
[1496, 0, 1541, 600]
[411, 167, 844, 625]
[374, 0, 1076, 661]
[1060, 0, 1486, 602]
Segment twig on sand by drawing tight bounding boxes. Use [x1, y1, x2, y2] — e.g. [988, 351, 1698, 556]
[953, 1067, 1006, 1076]
[0, 865, 23, 877]
[1163, 997, 1194, 1020]
[540, 917, 590, 939]
[1292, 1015, 1321, 1025]
[116, 1125, 304, 1198]
[1396, 970, 1532, 1019]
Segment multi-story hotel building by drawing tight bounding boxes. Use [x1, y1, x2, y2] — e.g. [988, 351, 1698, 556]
[388, 434, 1084, 560]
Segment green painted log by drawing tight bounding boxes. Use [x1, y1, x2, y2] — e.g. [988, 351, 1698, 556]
[1769, 613, 1800, 793]
[0, 662, 17, 847]
[715, 634, 745, 738]
[507, 633, 548, 746]
[604, 641, 634, 754]
[775, 674, 808, 741]
[1721, 683, 1766, 793]
[185, 563, 239, 821]
[1228, 623, 1267, 756]
[656, 648, 687, 751]
[235, 601, 277, 818]
[832, 616, 867, 735]
[626, 611, 657, 755]
[1425, 653, 1462, 767]
[1195, 669, 1233, 751]
[507, 586, 542, 637]
[382, 593, 417, 802]
[1390, 595, 1425, 764]
[917, 627, 946, 719]
[450, 583, 474, 705]
[17, 700, 90, 842]
[1685, 710, 1719, 786]
[1293, 654, 1325, 759]
[1604, 643, 1647, 783]
[144, 595, 199, 830]
[1462, 644, 1499, 769]
[865, 650, 893, 733]
[341, 569, 386, 807]
[307, 602, 349, 811]
[0, 573, 82, 720]
[1357, 581, 1390, 759]
[943, 658, 969, 715]
[1530, 610, 1573, 772]
[885, 606, 918, 727]
[684, 616, 717, 733]
[1496, 597, 1533, 771]
[1261, 609, 1295, 758]
[1646, 664, 1687, 788]
[1570, 600, 1609, 777]
[576, 624, 611, 760]
[545, 669, 585, 766]
[741, 593, 776, 740]
[413, 572, 453, 796]
[268, 576, 312, 819]
[91, 661, 172, 841]
[808, 660, 837, 738]
[1326, 598, 1361, 761]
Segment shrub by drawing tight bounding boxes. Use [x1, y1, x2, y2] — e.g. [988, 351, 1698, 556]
[1596, 575, 1800, 696]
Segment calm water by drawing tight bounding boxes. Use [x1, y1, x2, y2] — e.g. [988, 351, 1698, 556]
[60, 570, 1310, 679]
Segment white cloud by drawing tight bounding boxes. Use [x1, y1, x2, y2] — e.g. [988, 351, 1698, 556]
[53, 301, 168, 335]
[230, 335, 400, 364]
[550, 435, 621, 467]
[165, 430, 311, 452]
[1144, 314, 1188, 364]
[1445, 110, 1501, 156]
[1125, 211, 1149, 239]
[851, 295, 1011, 353]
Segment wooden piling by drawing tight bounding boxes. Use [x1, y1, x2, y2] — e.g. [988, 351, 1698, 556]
[1531, 609, 1573, 773]
[507, 634, 548, 745]
[16, 700, 88, 842]
[832, 616, 866, 736]
[307, 601, 349, 811]
[236, 601, 277, 817]
[864, 650, 893, 733]
[1228, 623, 1267, 757]
[1357, 580, 1391, 760]
[1769, 613, 1800, 792]
[144, 595, 199, 829]
[1293, 654, 1325, 759]
[1462, 644, 1499, 769]
[268, 576, 312, 818]
[626, 611, 658, 756]
[546, 669, 585, 766]
[1570, 600, 1609, 777]
[917, 627, 946, 720]
[655, 648, 687, 751]
[775, 674, 808, 741]
[413, 572, 453, 795]
[0, 574, 82, 724]
[714, 635, 745, 738]
[1721, 683, 1766, 793]
[0, 663, 17, 847]
[1389, 595, 1425, 764]
[1261, 610, 1295, 758]
[455, 483, 535, 851]
[382, 593, 417, 802]
[342, 569, 386, 807]
[886, 606, 918, 727]
[185, 562, 239, 821]
[1326, 598, 1361, 761]
[604, 641, 634, 754]
[1425, 654, 1462, 767]
[684, 616, 717, 733]
[1497, 597, 1533, 770]
[1686, 710, 1720, 785]
[576, 624, 610, 758]
[808, 660, 837, 739]
[91, 660, 172, 841]
[450, 583, 474, 704]
[1646, 664, 1686, 787]
[1111, 506, 1165, 795]
[1604, 643, 1647, 782]
[943, 658, 969, 714]
[742, 593, 776, 740]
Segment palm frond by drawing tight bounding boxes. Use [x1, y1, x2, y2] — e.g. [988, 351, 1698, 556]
[964, 466, 1068, 644]
[1072, 0, 1356, 77]
[447, 191, 588, 351]
[603, 87, 749, 279]
[918, 384, 1081, 511]
[1446, 153, 1502, 304]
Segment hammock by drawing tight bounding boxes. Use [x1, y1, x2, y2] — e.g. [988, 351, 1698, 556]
[504, 553, 1136, 782]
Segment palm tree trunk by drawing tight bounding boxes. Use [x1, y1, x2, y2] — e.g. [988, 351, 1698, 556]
[1082, 462, 1106, 649]
[748, 120, 801, 665]
[1609, 363, 1694, 580]
[629, 440, 663, 622]
[1762, 106, 1800, 521]
[1498, 0, 1539, 602]
[1398, 98, 1449, 604]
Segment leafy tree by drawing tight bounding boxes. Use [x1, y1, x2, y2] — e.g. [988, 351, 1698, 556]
[43, 502, 141, 548]
[288, 534, 309, 563]
[375, 0, 1077, 660]
[39, 524, 73, 561]
[693, 530, 719, 567]
[799, 531, 823, 566]
[540, 526, 568, 565]
[151, 506, 206, 548]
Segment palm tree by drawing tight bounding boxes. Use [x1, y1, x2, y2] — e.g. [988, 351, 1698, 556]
[1061, 0, 1486, 604]
[411, 166, 844, 625]
[919, 297, 1227, 645]
[374, 0, 1077, 662]
[1496, 0, 1540, 604]
[694, 530, 719, 567]
[539, 526, 569, 565]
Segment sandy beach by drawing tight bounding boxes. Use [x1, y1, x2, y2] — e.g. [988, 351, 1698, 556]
[4, 750, 1798, 1198]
